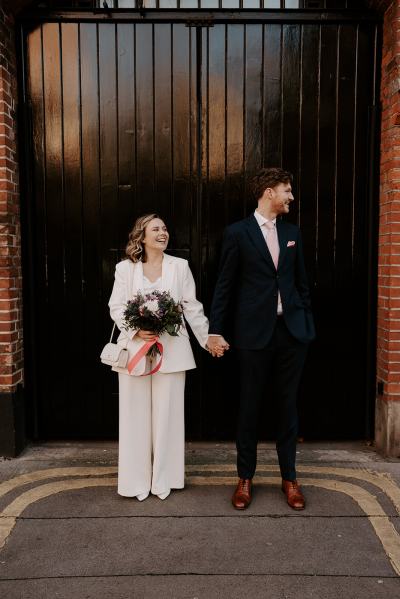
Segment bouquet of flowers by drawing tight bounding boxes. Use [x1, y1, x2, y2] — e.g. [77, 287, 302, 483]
[123, 290, 184, 357]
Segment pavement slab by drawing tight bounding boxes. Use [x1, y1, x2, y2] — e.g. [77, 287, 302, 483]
[0, 513, 395, 578]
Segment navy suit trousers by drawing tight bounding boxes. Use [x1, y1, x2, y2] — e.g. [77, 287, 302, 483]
[236, 316, 308, 481]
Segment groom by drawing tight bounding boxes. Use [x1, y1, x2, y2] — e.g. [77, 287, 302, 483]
[207, 167, 315, 510]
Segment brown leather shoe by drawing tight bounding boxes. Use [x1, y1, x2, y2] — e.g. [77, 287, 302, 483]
[281, 479, 305, 510]
[232, 478, 252, 510]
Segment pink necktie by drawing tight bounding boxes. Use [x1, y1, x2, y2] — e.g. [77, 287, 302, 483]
[265, 221, 279, 269]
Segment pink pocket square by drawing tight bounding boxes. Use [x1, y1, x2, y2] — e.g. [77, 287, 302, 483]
[287, 240, 296, 247]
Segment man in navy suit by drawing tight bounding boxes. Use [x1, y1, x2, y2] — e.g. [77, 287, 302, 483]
[207, 167, 315, 510]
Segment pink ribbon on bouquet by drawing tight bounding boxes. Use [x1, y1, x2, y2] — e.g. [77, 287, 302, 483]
[127, 338, 164, 376]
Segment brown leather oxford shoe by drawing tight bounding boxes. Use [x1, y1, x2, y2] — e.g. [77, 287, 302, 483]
[281, 479, 305, 510]
[232, 478, 252, 510]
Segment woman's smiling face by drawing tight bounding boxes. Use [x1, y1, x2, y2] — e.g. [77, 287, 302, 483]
[142, 218, 169, 252]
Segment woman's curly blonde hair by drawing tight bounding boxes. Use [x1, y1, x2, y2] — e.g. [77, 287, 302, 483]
[125, 213, 161, 263]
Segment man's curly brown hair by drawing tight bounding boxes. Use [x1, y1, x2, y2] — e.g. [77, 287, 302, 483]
[251, 167, 293, 201]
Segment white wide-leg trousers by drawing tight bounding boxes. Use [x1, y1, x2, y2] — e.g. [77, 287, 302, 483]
[118, 370, 186, 498]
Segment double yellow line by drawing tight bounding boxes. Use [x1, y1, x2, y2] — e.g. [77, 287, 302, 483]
[0, 464, 399, 575]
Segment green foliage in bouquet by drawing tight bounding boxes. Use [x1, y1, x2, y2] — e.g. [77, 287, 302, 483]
[123, 290, 184, 339]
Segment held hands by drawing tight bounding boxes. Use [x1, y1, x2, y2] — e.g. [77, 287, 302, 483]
[206, 335, 230, 358]
[137, 330, 230, 358]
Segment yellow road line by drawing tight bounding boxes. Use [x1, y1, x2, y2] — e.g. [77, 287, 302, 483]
[187, 475, 400, 576]
[186, 464, 400, 514]
[0, 467, 118, 498]
[0, 477, 117, 550]
[0, 517, 14, 550]
[0, 474, 399, 576]
[1, 465, 399, 515]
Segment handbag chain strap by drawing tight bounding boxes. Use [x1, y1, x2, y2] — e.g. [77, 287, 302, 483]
[110, 323, 117, 343]
[109, 323, 130, 348]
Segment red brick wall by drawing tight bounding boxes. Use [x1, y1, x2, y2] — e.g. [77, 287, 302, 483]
[0, 4, 24, 391]
[375, 0, 400, 454]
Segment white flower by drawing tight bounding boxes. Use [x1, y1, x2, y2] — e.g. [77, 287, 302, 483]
[143, 299, 159, 314]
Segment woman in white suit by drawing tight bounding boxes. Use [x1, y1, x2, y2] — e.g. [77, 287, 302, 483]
[109, 213, 213, 501]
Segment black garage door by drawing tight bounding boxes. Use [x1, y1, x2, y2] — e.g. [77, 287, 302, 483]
[20, 8, 380, 440]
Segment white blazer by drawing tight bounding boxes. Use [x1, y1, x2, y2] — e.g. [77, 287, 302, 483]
[108, 254, 209, 376]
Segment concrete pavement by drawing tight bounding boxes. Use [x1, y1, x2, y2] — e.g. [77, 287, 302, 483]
[0, 441, 399, 598]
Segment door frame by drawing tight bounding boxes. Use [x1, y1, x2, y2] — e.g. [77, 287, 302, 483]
[16, 6, 382, 441]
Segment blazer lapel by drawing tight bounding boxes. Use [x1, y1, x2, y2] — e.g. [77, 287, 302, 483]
[130, 254, 174, 297]
[245, 215, 276, 270]
[277, 219, 288, 270]
[160, 253, 175, 293]
[132, 260, 144, 296]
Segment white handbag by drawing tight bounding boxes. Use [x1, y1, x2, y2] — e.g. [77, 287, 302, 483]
[100, 323, 129, 369]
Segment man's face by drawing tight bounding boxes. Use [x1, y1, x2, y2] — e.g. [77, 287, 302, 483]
[268, 182, 294, 214]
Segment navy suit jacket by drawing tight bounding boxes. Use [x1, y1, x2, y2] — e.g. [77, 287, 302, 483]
[209, 214, 316, 349]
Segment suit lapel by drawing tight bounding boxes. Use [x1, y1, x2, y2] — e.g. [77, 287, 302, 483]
[277, 219, 288, 269]
[132, 260, 144, 295]
[245, 214, 276, 270]
[160, 253, 175, 293]
[131, 253, 174, 297]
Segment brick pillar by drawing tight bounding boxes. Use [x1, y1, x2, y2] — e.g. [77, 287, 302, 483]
[0, 2, 25, 456]
[376, 0, 400, 457]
